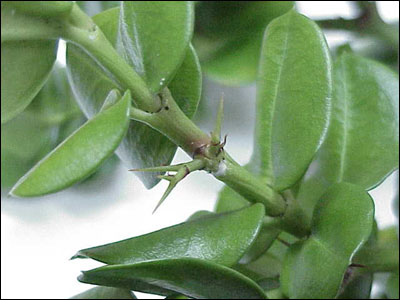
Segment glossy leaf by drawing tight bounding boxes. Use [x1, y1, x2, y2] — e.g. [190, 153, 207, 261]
[194, 1, 294, 85]
[118, 1, 194, 92]
[1, 64, 83, 188]
[78, 258, 267, 299]
[1, 4, 58, 124]
[253, 10, 332, 191]
[10, 91, 131, 197]
[70, 286, 136, 299]
[281, 183, 374, 299]
[215, 186, 281, 263]
[296, 53, 399, 219]
[66, 8, 202, 188]
[73, 204, 264, 267]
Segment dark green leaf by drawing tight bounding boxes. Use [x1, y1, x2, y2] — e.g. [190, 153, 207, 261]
[1, 4, 58, 123]
[118, 1, 194, 92]
[10, 90, 131, 197]
[281, 182, 374, 299]
[337, 271, 373, 299]
[70, 286, 136, 299]
[194, 1, 294, 85]
[78, 258, 267, 299]
[73, 204, 264, 267]
[295, 53, 399, 219]
[66, 7, 201, 188]
[218, 186, 282, 262]
[253, 10, 332, 191]
[215, 186, 281, 263]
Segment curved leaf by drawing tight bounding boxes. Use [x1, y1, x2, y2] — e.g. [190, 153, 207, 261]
[281, 182, 374, 299]
[78, 258, 267, 299]
[1, 64, 83, 188]
[118, 1, 194, 92]
[296, 52, 399, 219]
[70, 286, 136, 299]
[66, 8, 201, 188]
[1, 5, 58, 124]
[73, 204, 264, 267]
[194, 1, 294, 85]
[10, 91, 131, 197]
[253, 10, 332, 191]
[215, 186, 281, 263]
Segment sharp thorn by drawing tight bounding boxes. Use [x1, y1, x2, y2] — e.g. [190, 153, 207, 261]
[211, 95, 224, 144]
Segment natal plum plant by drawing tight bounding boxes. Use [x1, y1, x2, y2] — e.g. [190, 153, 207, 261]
[1, 1, 399, 299]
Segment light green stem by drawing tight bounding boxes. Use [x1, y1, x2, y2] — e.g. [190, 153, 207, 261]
[60, 3, 159, 113]
[60, 3, 294, 222]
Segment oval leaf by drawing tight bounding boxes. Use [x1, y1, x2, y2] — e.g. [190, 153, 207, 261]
[295, 52, 399, 219]
[281, 182, 374, 299]
[118, 1, 194, 92]
[66, 8, 201, 188]
[10, 90, 131, 197]
[73, 204, 264, 267]
[253, 10, 332, 191]
[194, 1, 294, 85]
[78, 258, 267, 299]
[1, 5, 58, 124]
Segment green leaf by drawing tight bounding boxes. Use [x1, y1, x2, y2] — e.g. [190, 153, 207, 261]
[186, 210, 214, 222]
[253, 10, 332, 191]
[281, 182, 374, 299]
[337, 272, 373, 299]
[6, 1, 73, 17]
[10, 90, 131, 197]
[78, 258, 267, 299]
[70, 286, 136, 299]
[1, 4, 58, 124]
[215, 186, 281, 263]
[66, 7, 201, 188]
[353, 226, 399, 273]
[193, 1, 294, 85]
[73, 204, 264, 267]
[1, 64, 83, 188]
[295, 53, 399, 219]
[118, 1, 194, 92]
[386, 272, 400, 299]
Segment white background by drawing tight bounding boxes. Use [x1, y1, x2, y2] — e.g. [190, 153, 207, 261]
[2, 2, 399, 299]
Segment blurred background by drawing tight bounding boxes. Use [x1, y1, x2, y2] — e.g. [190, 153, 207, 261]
[1, 1, 399, 299]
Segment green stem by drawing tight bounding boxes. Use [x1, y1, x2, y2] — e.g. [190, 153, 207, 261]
[130, 88, 211, 155]
[60, 3, 159, 113]
[60, 4, 293, 221]
[214, 155, 286, 217]
[131, 90, 287, 217]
